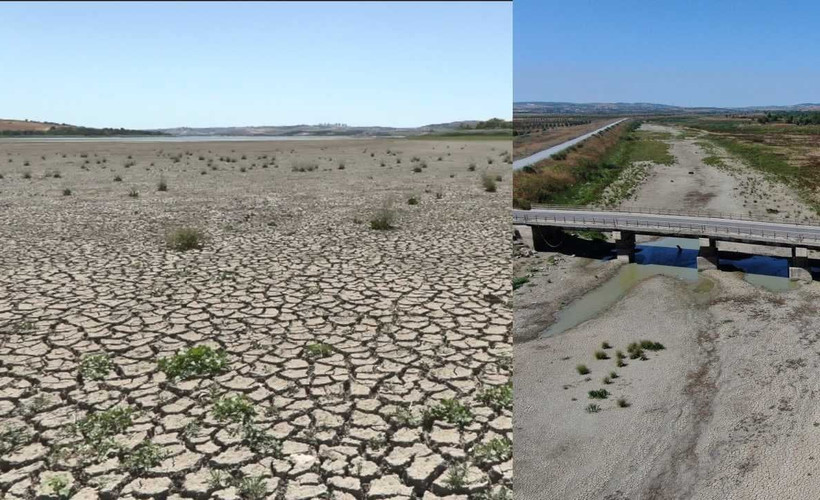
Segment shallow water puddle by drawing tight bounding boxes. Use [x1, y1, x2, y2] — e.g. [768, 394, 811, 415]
[542, 237, 798, 338]
[541, 263, 701, 338]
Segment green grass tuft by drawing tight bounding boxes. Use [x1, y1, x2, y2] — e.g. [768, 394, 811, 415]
[588, 388, 609, 399]
[158, 345, 228, 380]
[304, 342, 333, 358]
[476, 382, 512, 412]
[124, 441, 167, 474]
[422, 399, 473, 429]
[512, 276, 529, 290]
[79, 354, 112, 381]
[166, 227, 205, 251]
[472, 437, 512, 465]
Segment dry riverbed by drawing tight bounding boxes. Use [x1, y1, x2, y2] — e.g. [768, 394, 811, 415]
[514, 123, 820, 498]
[623, 124, 814, 221]
[515, 249, 820, 499]
[0, 138, 512, 499]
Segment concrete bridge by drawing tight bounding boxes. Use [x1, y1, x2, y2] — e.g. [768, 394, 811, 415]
[512, 206, 820, 281]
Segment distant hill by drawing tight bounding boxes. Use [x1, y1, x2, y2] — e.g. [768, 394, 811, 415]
[156, 119, 511, 137]
[513, 101, 820, 115]
[0, 118, 511, 138]
[0, 118, 165, 136]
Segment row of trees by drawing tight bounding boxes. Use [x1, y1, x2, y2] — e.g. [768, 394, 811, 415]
[513, 117, 592, 136]
[757, 111, 820, 125]
[0, 126, 166, 137]
[458, 118, 513, 130]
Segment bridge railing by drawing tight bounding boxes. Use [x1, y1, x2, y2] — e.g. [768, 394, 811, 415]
[512, 212, 820, 245]
[528, 204, 820, 228]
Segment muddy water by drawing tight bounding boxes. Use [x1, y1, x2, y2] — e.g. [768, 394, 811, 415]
[542, 237, 798, 338]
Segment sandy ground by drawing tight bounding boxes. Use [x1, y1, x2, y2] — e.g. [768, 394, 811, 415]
[627, 124, 812, 221]
[514, 124, 820, 499]
[512, 227, 624, 343]
[0, 138, 511, 499]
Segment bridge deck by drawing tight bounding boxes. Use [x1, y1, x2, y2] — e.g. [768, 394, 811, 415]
[513, 208, 820, 250]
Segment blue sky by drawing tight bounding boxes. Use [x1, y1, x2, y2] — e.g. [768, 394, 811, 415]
[0, 2, 511, 129]
[515, 0, 820, 107]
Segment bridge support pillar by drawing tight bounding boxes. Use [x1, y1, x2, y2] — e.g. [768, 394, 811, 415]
[531, 226, 563, 252]
[789, 247, 812, 282]
[697, 237, 719, 272]
[613, 231, 635, 263]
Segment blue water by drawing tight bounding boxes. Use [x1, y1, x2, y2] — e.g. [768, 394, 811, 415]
[607, 237, 793, 279]
[541, 236, 799, 338]
[721, 254, 790, 278]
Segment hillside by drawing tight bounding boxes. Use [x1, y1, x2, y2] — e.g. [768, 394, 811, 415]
[157, 119, 511, 137]
[0, 119, 166, 137]
[0, 118, 511, 138]
[514, 101, 820, 115]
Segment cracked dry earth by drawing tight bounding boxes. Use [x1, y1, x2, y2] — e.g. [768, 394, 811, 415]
[0, 138, 512, 500]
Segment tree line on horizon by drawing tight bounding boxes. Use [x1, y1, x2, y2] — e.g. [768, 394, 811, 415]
[756, 111, 820, 125]
[0, 126, 166, 137]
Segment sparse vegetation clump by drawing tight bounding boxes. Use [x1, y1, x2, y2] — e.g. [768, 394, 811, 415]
[443, 461, 469, 489]
[627, 340, 664, 360]
[576, 364, 590, 375]
[166, 227, 205, 251]
[407, 196, 419, 205]
[157, 177, 167, 191]
[237, 476, 268, 499]
[127, 188, 139, 198]
[639, 340, 665, 351]
[79, 354, 112, 381]
[124, 440, 167, 474]
[304, 342, 333, 358]
[482, 173, 497, 192]
[588, 389, 609, 399]
[212, 393, 280, 455]
[62, 188, 71, 196]
[617, 398, 630, 408]
[0, 425, 31, 455]
[391, 407, 420, 427]
[422, 399, 473, 429]
[42, 474, 72, 498]
[513, 197, 531, 210]
[512, 276, 529, 290]
[585, 403, 601, 413]
[213, 394, 256, 424]
[472, 437, 512, 464]
[73, 406, 135, 457]
[291, 161, 318, 172]
[594, 350, 609, 360]
[476, 382, 512, 412]
[158, 345, 228, 380]
[370, 206, 396, 230]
